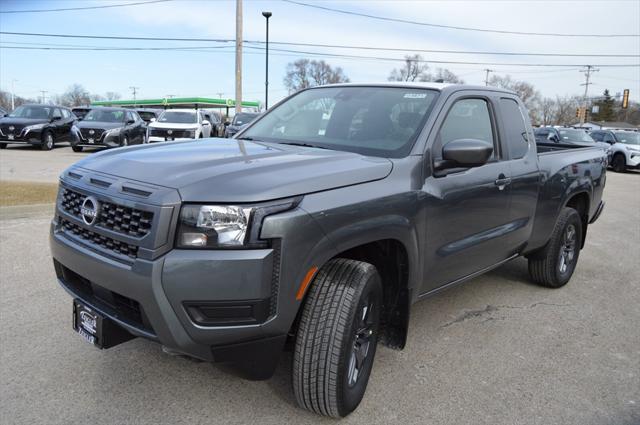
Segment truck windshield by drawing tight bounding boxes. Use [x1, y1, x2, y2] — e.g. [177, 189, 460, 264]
[558, 129, 595, 144]
[613, 132, 639, 145]
[159, 111, 197, 124]
[84, 109, 124, 123]
[241, 86, 439, 157]
[8, 105, 52, 119]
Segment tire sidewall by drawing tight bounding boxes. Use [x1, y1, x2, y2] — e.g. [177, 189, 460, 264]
[121, 135, 129, 147]
[42, 131, 54, 150]
[612, 154, 626, 173]
[337, 271, 382, 416]
[553, 210, 582, 285]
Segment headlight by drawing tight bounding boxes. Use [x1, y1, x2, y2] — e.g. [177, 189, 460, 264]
[176, 199, 300, 249]
[24, 123, 46, 131]
[104, 127, 122, 138]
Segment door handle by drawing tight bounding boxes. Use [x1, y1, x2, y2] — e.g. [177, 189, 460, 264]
[494, 174, 511, 190]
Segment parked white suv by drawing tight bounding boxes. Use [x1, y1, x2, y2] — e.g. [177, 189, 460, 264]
[147, 109, 211, 143]
[590, 130, 640, 172]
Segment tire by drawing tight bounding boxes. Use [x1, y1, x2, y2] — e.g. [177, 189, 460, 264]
[71, 144, 83, 152]
[293, 258, 382, 418]
[528, 207, 582, 288]
[611, 153, 626, 173]
[41, 131, 54, 151]
[0, 143, 7, 149]
[120, 135, 129, 147]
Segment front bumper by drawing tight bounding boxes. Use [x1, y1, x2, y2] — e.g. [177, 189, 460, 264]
[148, 136, 195, 143]
[627, 151, 640, 168]
[0, 128, 43, 144]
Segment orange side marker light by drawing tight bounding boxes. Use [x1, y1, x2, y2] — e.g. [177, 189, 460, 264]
[295, 266, 319, 300]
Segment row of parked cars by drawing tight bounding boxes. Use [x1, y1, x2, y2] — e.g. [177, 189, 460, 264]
[0, 104, 260, 152]
[533, 126, 640, 172]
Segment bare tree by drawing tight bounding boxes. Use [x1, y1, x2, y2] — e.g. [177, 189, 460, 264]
[0, 90, 36, 111]
[538, 97, 556, 126]
[388, 54, 430, 82]
[284, 59, 350, 94]
[553, 95, 582, 125]
[104, 91, 121, 101]
[59, 84, 91, 107]
[489, 75, 541, 122]
[431, 68, 465, 84]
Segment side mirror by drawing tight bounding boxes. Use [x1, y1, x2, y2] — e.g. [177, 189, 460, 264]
[224, 121, 230, 126]
[77, 117, 83, 121]
[438, 139, 493, 169]
[202, 120, 210, 126]
[547, 133, 559, 143]
[150, 117, 156, 122]
[52, 115, 62, 121]
[126, 119, 135, 125]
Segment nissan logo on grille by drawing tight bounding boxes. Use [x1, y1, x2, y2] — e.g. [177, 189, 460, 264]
[80, 196, 100, 226]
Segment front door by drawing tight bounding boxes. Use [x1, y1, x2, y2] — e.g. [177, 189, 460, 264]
[420, 95, 514, 294]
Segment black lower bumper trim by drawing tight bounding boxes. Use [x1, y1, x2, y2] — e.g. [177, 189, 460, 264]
[212, 335, 287, 380]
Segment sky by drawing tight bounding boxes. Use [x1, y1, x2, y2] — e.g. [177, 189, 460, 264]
[0, 0, 639, 107]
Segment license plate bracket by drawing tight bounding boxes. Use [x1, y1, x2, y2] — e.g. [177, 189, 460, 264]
[73, 300, 135, 349]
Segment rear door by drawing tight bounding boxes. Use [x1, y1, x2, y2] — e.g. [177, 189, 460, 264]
[421, 92, 513, 293]
[496, 96, 540, 250]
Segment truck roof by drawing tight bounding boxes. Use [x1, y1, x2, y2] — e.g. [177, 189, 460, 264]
[317, 82, 517, 96]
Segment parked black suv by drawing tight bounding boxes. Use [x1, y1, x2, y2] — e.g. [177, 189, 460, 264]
[71, 107, 146, 152]
[0, 104, 75, 150]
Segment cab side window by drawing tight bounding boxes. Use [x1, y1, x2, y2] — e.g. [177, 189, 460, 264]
[603, 133, 615, 143]
[590, 131, 603, 142]
[435, 98, 495, 159]
[500, 98, 529, 159]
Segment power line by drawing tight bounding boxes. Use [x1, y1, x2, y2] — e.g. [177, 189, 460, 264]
[2, 31, 638, 58]
[2, 43, 638, 69]
[0, 0, 173, 14]
[283, 0, 640, 38]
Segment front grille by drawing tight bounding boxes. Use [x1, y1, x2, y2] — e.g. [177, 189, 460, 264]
[61, 188, 154, 238]
[150, 128, 192, 138]
[79, 128, 105, 140]
[61, 219, 139, 259]
[0, 124, 25, 136]
[54, 260, 154, 335]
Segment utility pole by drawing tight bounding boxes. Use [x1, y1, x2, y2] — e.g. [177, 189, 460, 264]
[262, 11, 272, 110]
[216, 92, 224, 99]
[11, 79, 17, 110]
[40, 90, 48, 104]
[579, 65, 598, 124]
[130, 86, 139, 107]
[235, 0, 243, 114]
[484, 69, 493, 86]
[165, 94, 176, 99]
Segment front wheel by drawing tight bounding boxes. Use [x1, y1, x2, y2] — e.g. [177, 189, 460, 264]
[120, 135, 129, 147]
[41, 131, 54, 151]
[293, 259, 382, 418]
[71, 144, 83, 152]
[0, 143, 7, 149]
[528, 207, 582, 288]
[611, 153, 626, 173]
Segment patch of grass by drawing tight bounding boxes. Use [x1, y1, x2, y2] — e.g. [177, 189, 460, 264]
[0, 181, 58, 206]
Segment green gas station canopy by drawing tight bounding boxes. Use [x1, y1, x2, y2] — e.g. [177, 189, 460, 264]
[91, 97, 260, 109]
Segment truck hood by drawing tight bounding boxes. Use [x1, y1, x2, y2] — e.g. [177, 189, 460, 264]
[73, 138, 393, 202]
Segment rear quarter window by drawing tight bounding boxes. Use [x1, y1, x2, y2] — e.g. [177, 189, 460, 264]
[500, 98, 529, 159]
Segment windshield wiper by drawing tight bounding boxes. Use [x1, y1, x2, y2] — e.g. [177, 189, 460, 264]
[276, 141, 328, 149]
[236, 136, 259, 141]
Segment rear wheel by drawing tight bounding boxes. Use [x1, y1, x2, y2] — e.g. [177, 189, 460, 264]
[528, 207, 582, 288]
[293, 259, 382, 418]
[41, 131, 54, 151]
[120, 135, 129, 147]
[611, 153, 626, 173]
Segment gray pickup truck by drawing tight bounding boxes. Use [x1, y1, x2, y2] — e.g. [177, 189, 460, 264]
[50, 83, 606, 417]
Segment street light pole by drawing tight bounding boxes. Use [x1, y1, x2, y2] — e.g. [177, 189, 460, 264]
[262, 11, 272, 110]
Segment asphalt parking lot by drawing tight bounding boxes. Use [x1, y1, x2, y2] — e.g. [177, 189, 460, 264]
[0, 146, 639, 425]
